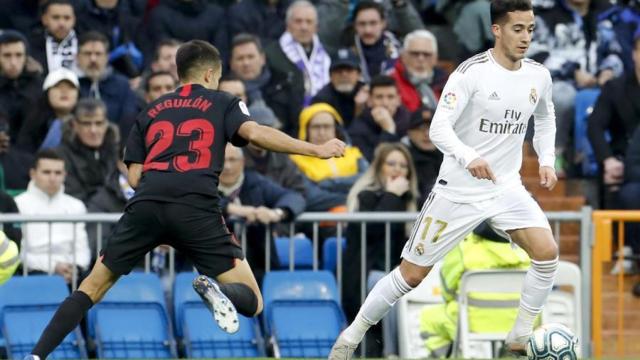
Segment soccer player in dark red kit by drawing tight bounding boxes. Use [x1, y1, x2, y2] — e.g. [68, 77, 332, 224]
[23, 40, 346, 360]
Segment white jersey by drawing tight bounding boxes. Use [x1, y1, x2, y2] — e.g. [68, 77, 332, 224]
[429, 50, 556, 203]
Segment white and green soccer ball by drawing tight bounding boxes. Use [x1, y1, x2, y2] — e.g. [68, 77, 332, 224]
[526, 323, 579, 360]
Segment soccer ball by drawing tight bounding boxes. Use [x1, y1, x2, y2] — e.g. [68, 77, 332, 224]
[526, 323, 579, 360]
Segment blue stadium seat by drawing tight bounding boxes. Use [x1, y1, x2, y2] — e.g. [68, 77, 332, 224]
[0, 275, 87, 360]
[574, 88, 603, 177]
[322, 237, 346, 272]
[87, 272, 176, 359]
[262, 270, 345, 358]
[274, 236, 313, 269]
[172, 272, 265, 358]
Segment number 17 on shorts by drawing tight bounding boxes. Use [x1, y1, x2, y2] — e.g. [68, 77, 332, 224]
[401, 192, 487, 267]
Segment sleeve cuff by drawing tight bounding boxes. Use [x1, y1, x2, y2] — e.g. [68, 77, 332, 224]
[538, 154, 556, 168]
[460, 147, 480, 168]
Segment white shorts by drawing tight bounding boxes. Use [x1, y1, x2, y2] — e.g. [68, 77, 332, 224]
[401, 186, 550, 267]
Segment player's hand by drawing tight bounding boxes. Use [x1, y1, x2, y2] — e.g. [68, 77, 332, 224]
[466, 158, 496, 183]
[371, 106, 396, 133]
[539, 166, 557, 190]
[314, 138, 346, 159]
[385, 176, 410, 196]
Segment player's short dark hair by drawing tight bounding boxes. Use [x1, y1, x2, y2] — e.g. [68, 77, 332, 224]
[41, 0, 75, 14]
[231, 33, 264, 54]
[176, 40, 222, 81]
[78, 31, 109, 51]
[153, 38, 182, 62]
[219, 74, 243, 84]
[33, 149, 64, 169]
[369, 75, 397, 93]
[74, 98, 107, 119]
[0, 30, 29, 51]
[490, 0, 532, 25]
[353, 1, 385, 21]
[144, 71, 176, 92]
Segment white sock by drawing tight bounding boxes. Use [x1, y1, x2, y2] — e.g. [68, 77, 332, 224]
[342, 267, 413, 344]
[512, 257, 558, 338]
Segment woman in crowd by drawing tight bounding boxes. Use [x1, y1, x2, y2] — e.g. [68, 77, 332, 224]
[342, 142, 419, 357]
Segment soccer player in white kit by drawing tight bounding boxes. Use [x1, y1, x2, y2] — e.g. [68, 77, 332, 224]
[329, 0, 559, 358]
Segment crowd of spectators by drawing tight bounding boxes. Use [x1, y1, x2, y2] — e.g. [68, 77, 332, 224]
[1, 0, 640, 356]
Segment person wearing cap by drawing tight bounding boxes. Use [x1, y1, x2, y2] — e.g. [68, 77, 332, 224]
[389, 29, 448, 112]
[346, 1, 401, 82]
[16, 67, 79, 153]
[402, 106, 443, 205]
[312, 48, 368, 127]
[291, 103, 367, 194]
[0, 30, 43, 142]
[28, 0, 78, 75]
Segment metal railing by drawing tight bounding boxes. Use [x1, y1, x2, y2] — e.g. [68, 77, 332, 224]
[0, 208, 593, 357]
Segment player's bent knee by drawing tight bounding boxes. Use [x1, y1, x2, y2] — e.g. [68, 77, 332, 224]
[399, 260, 430, 287]
[534, 239, 559, 261]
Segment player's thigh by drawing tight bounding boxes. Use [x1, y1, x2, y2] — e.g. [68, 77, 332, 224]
[402, 192, 487, 268]
[489, 188, 557, 260]
[166, 204, 245, 278]
[100, 201, 166, 276]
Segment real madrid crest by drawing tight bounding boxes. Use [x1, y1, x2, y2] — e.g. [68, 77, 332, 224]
[414, 243, 425, 256]
[529, 88, 538, 105]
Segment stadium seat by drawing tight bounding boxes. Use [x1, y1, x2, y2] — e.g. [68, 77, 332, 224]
[274, 236, 313, 269]
[397, 261, 445, 359]
[87, 272, 177, 359]
[456, 269, 527, 358]
[262, 270, 345, 358]
[322, 237, 346, 272]
[173, 272, 265, 358]
[0, 275, 87, 360]
[574, 88, 602, 177]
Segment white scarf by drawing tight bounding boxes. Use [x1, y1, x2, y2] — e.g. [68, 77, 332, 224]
[45, 30, 77, 72]
[279, 31, 331, 106]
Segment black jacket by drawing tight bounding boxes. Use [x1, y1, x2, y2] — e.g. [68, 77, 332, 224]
[0, 190, 22, 248]
[76, 0, 142, 49]
[0, 149, 33, 191]
[588, 72, 640, 164]
[624, 126, 640, 184]
[55, 125, 119, 204]
[404, 138, 443, 205]
[0, 71, 43, 142]
[146, 0, 228, 60]
[348, 106, 411, 161]
[243, 148, 306, 195]
[342, 189, 410, 319]
[312, 81, 366, 128]
[227, 0, 291, 47]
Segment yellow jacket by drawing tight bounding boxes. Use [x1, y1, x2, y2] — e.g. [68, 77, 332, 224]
[0, 231, 20, 285]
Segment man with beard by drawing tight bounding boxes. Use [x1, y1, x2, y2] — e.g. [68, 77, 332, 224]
[312, 48, 369, 126]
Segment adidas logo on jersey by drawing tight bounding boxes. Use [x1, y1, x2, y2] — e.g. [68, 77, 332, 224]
[488, 92, 500, 100]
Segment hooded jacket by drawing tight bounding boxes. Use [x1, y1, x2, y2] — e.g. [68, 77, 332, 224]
[290, 103, 366, 190]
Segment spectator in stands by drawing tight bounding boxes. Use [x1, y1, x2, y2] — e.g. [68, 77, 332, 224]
[291, 103, 367, 194]
[28, 0, 78, 74]
[389, 29, 448, 112]
[349, 74, 411, 161]
[0, 0, 42, 37]
[76, 31, 138, 137]
[15, 150, 91, 283]
[317, 0, 424, 54]
[529, 0, 622, 175]
[76, 0, 143, 78]
[0, 113, 33, 191]
[587, 35, 640, 207]
[402, 106, 442, 205]
[0, 230, 20, 285]
[596, 4, 640, 74]
[0, 30, 43, 142]
[146, 0, 228, 60]
[219, 74, 281, 129]
[17, 67, 79, 153]
[418, 223, 531, 358]
[56, 98, 119, 205]
[0, 190, 22, 249]
[342, 142, 418, 357]
[346, 1, 401, 82]
[229, 33, 293, 132]
[312, 48, 369, 126]
[265, 0, 331, 133]
[219, 143, 306, 282]
[227, 0, 291, 46]
[621, 126, 640, 281]
[144, 70, 176, 103]
[149, 38, 180, 80]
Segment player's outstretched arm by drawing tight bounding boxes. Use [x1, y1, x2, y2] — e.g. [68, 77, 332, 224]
[238, 121, 346, 158]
